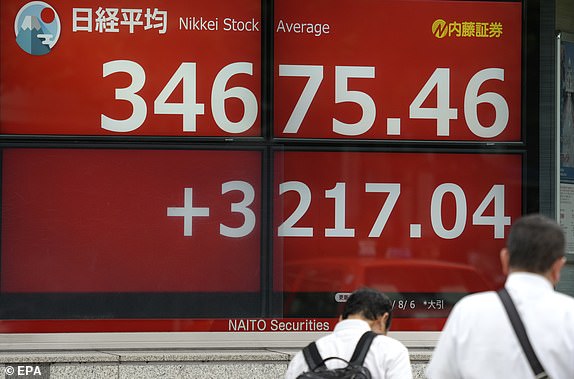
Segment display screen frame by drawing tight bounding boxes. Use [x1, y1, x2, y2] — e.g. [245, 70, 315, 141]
[0, 144, 527, 334]
[0, 0, 543, 348]
[0, 0, 265, 140]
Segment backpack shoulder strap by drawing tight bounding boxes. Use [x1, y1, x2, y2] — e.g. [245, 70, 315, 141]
[349, 331, 378, 366]
[497, 288, 549, 378]
[302, 341, 326, 371]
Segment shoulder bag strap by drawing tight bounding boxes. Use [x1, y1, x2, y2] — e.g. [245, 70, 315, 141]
[497, 288, 550, 379]
[302, 341, 326, 371]
[348, 331, 377, 366]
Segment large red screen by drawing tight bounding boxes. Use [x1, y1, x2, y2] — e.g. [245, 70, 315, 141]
[274, 151, 522, 321]
[0, 0, 261, 136]
[0, 0, 526, 334]
[1, 148, 262, 292]
[275, 0, 522, 141]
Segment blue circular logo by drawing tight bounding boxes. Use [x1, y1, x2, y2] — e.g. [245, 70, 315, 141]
[14, 1, 61, 56]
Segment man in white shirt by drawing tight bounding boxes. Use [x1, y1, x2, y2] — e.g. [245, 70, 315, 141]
[427, 214, 574, 379]
[284, 288, 413, 379]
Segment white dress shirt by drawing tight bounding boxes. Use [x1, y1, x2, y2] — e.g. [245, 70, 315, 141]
[284, 319, 412, 379]
[426, 272, 574, 379]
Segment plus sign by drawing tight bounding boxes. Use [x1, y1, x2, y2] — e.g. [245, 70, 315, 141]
[167, 188, 210, 236]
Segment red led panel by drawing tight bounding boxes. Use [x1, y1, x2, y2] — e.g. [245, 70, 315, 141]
[274, 151, 522, 296]
[1, 148, 261, 292]
[0, 0, 261, 136]
[275, 0, 522, 141]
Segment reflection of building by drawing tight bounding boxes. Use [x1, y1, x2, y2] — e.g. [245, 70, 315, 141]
[562, 57, 574, 167]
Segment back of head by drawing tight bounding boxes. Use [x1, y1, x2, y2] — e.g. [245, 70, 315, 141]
[342, 288, 393, 329]
[507, 214, 565, 273]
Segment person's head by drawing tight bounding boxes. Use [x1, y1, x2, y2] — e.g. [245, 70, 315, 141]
[501, 214, 566, 285]
[341, 288, 393, 334]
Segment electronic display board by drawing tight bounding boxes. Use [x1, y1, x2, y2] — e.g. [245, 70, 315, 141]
[273, 151, 522, 329]
[0, 148, 523, 332]
[0, 0, 261, 136]
[0, 0, 527, 336]
[1, 148, 262, 293]
[275, 0, 522, 141]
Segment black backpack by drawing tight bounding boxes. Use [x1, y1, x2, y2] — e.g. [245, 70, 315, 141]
[296, 331, 377, 379]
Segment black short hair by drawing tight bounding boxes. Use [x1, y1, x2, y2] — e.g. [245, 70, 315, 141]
[507, 214, 565, 273]
[342, 288, 393, 329]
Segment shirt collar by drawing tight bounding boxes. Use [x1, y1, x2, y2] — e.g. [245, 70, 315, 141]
[506, 271, 554, 292]
[333, 318, 371, 334]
